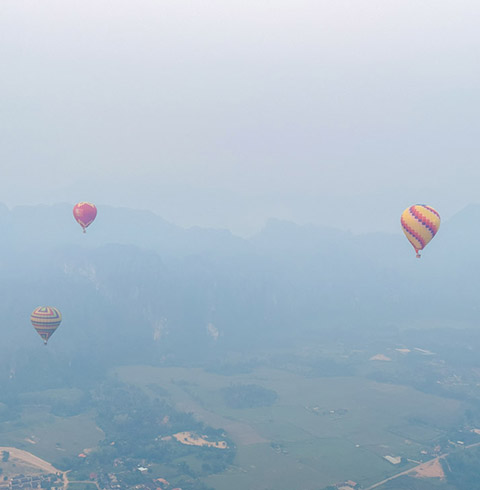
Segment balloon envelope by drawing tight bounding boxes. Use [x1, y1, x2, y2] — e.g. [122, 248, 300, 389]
[401, 204, 440, 257]
[73, 202, 97, 232]
[30, 306, 62, 344]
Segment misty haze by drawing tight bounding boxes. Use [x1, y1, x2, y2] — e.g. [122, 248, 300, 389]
[1, 1, 480, 490]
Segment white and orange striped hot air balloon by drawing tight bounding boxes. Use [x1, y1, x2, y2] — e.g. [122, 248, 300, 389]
[401, 204, 440, 258]
[30, 306, 62, 345]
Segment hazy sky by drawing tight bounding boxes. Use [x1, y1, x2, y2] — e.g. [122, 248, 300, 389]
[1, 0, 479, 234]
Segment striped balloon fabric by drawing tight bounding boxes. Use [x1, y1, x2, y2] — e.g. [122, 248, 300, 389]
[30, 306, 62, 344]
[401, 204, 441, 258]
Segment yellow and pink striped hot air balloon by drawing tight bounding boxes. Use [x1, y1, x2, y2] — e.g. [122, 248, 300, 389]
[401, 204, 440, 258]
[30, 306, 62, 345]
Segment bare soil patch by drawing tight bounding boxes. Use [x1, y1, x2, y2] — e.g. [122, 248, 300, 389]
[412, 458, 445, 479]
[0, 447, 60, 474]
[173, 432, 227, 448]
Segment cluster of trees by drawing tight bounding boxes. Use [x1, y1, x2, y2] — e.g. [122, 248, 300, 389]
[0, 362, 235, 488]
[442, 446, 480, 490]
[221, 384, 278, 409]
[62, 380, 234, 488]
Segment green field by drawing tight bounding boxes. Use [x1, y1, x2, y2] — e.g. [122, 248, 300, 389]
[0, 365, 466, 490]
[115, 365, 465, 489]
[68, 483, 98, 490]
[0, 408, 104, 467]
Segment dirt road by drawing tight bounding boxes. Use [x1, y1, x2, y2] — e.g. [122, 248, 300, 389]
[366, 441, 480, 489]
[365, 455, 448, 490]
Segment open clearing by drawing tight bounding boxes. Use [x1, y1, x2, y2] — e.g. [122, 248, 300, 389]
[413, 458, 445, 479]
[0, 446, 65, 484]
[116, 365, 465, 490]
[173, 432, 228, 448]
[0, 446, 60, 474]
[0, 410, 104, 467]
[0, 446, 62, 475]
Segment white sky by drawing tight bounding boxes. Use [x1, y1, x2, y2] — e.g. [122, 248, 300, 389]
[1, 0, 479, 234]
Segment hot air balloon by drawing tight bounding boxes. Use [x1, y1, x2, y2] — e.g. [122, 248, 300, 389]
[401, 204, 440, 258]
[73, 202, 97, 233]
[30, 306, 62, 345]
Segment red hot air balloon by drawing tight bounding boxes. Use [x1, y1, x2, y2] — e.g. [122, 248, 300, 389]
[73, 202, 97, 233]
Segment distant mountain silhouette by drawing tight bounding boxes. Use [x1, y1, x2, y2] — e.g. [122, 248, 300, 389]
[0, 203, 479, 373]
[0, 202, 247, 257]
